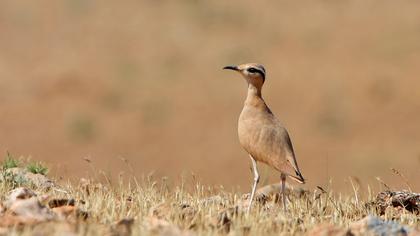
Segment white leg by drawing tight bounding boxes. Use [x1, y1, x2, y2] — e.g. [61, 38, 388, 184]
[247, 155, 259, 214]
[280, 173, 287, 211]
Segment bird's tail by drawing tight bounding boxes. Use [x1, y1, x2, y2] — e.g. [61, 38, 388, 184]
[289, 171, 305, 184]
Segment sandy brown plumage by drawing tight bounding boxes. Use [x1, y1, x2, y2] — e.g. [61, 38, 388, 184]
[223, 63, 305, 212]
[238, 84, 304, 183]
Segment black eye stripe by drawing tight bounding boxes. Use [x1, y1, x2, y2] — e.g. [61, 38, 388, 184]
[247, 68, 265, 77]
[247, 68, 261, 73]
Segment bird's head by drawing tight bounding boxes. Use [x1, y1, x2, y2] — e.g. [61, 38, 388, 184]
[223, 63, 266, 87]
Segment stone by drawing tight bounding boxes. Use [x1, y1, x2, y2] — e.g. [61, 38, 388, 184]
[375, 191, 419, 215]
[4, 168, 54, 190]
[350, 215, 413, 236]
[307, 224, 350, 236]
[4, 187, 36, 208]
[9, 197, 54, 223]
[48, 199, 75, 208]
[25, 172, 54, 189]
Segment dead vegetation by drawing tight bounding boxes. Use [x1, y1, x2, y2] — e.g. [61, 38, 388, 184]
[2, 1, 420, 192]
[0, 163, 418, 235]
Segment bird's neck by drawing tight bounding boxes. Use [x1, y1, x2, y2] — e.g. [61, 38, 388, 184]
[245, 83, 264, 106]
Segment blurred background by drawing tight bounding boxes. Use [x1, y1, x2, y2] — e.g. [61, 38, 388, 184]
[1, 1, 419, 192]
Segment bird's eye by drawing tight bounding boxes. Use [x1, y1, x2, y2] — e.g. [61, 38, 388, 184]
[247, 68, 258, 73]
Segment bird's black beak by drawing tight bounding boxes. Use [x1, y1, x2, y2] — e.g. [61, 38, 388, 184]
[223, 65, 238, 71]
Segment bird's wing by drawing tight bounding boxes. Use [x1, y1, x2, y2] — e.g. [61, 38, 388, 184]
[283, 131, 305, 184]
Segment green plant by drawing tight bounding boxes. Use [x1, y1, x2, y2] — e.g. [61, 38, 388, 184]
[26, 162, 48, 175]
[2, 152, 19, 170]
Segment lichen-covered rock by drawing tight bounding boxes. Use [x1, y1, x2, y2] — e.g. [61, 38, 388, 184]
[3, 168, 54, 190]
[24, 172, 54, 189]
[9, 197, 54, 222]
[375, 191, 420, 215]
[4, 187, 36, 208]
[0, 186, 88, 228]
[238, 183, 309, 211]
[350, 215, 413, 236]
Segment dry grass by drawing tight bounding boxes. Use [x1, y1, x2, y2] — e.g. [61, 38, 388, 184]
[1, 169, 418, 236]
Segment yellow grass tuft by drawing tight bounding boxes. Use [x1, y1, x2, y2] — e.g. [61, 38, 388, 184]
[0, 170, 418, 235]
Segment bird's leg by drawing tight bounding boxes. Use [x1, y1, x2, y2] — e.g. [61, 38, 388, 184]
[247, 155, 259, 214]
[280, 173, 287, 211]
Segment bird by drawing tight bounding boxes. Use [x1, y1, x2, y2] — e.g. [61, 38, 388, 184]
[223, 63, 305, 213]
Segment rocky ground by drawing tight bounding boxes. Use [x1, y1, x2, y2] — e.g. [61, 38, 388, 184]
[0, 165, 418, 235]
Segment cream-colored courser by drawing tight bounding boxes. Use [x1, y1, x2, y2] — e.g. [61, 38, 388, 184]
[223, 63, 305, 213]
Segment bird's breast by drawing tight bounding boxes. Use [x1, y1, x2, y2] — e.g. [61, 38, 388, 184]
[238, 105, 292, 170]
